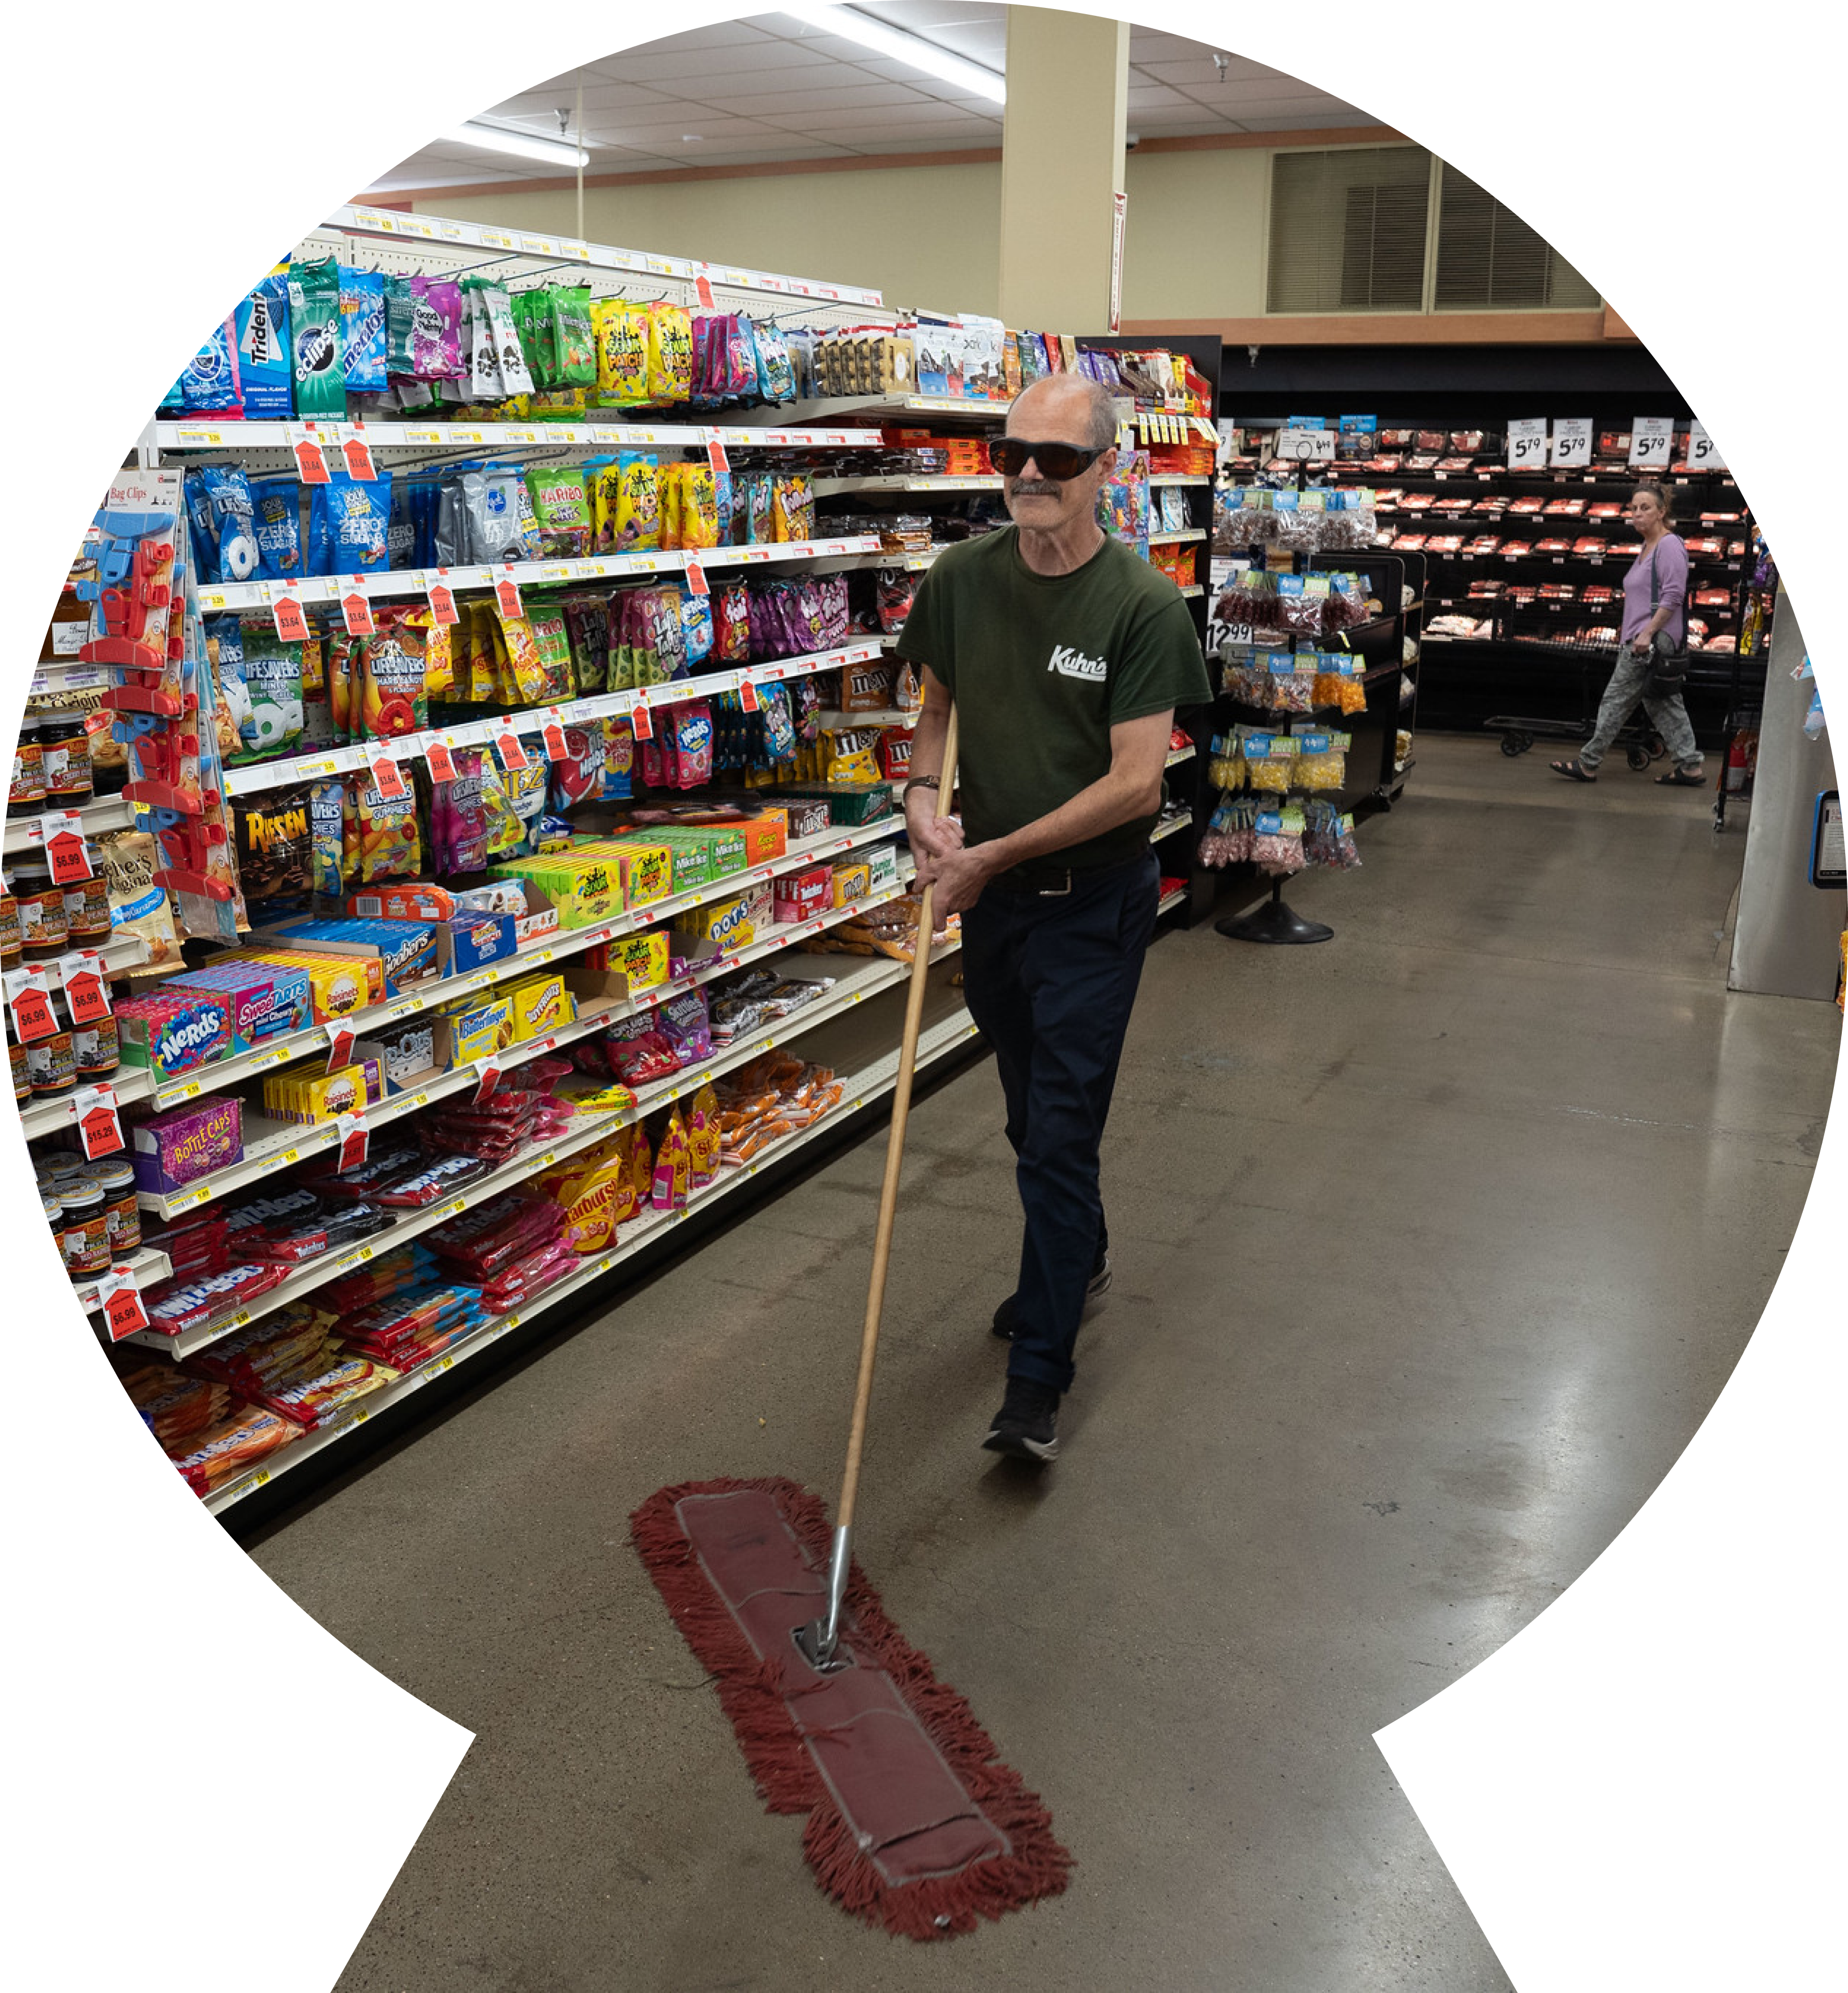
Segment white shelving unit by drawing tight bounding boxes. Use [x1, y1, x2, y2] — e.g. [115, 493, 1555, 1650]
[4, 795, 136, 857]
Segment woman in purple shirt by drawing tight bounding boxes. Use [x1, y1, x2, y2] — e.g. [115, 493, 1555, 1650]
[1551, 482, 1705, 785]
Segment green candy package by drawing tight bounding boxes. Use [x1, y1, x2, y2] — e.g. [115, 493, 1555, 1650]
[286, 256, 346, 418]
[224, 625, 306, 763]
[384, 273, 418, 379]
[550, 285, 596, 387]
[514, 288, 556, 390]
[526, 467, 592, 558]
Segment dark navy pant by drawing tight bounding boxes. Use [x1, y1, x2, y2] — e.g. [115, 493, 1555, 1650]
[959, 849, 1160, 1394]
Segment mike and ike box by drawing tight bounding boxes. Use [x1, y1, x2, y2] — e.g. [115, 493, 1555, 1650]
[487, 849, 632, 930]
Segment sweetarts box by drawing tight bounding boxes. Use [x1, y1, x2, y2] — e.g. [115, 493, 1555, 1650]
[166, 963, 311, 1053]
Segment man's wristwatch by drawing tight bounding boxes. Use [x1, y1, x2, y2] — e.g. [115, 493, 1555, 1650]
[903, 776, 940, 801]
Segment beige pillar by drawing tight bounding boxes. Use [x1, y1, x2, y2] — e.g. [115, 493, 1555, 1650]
[998, 7, 1129, 331]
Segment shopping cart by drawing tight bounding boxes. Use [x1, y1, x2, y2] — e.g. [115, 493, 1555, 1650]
[1485, 638, 1667, 771]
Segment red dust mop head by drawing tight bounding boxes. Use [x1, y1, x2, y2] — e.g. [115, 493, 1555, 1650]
[630, 1475, 1072, 1939]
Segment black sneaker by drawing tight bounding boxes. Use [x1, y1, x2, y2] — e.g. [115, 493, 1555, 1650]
[990, 1253, 1112, 1341]
[982, 1377, 1061, 1462]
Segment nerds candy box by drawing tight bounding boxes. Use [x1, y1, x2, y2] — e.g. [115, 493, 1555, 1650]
[114, 993, 233, 1080]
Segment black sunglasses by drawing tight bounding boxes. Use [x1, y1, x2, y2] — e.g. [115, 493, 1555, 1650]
[988, 437, 1107, 480]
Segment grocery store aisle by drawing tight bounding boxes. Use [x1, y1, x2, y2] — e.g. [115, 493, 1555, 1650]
[254, 735, 1836, 1993]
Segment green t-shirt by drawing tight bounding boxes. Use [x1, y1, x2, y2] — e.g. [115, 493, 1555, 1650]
[895, 525, 1213, 869]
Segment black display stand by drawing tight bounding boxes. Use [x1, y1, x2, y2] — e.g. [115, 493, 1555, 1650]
[1216, 875, 1333, 945]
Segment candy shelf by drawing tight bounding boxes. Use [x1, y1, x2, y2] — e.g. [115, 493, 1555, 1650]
[811, 475, 1002, 497]
[25, 660, 113, 699]
[1156, 885, 1189, 916]
[19, 1070, 156, 1141]
[4, 796, 136, 857]
[72, 1247, 173, 1316]
[1150, 812, 1193, 846]
[117, 929, 961, 1363]
[11, 934, 148, 992]
[200, 991, 980, 1517]
[1150, 475, 1212, 489]
[192, 535, 885, 617]
[143, 819, 907, 1117]
[219, 639, 889, 798]
[816, 707, 918, 729]
[1147, 528, 1207, 548]
[129, 857, 917, 1212]
[729, 394, 1012, 430]
[1165, 744, 1196, 768]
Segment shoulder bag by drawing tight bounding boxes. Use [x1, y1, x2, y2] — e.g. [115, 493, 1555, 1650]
[1643, 540, 1690, 697]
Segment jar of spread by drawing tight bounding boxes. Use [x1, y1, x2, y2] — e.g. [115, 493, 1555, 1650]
[0, 877, 21, 969]
[10, 721, 46, 818]
[82, 1158, 140, 1258]
[26, 1027, 75, 1097]
[38, 712, 93, 803]
[10, 1036, 29, 1102]
[62, 871, 112, 946]
[72, 1010, 119, 1077]
[14, 857, 67, 961]
[42, 1187, 63, 1240]
[59, 1180, 110, 1278]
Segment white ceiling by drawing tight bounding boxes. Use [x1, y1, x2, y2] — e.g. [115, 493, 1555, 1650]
[365, 6, 1372, 193]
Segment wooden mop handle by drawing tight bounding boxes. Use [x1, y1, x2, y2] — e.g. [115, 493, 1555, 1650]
[835, 707, 959, 1531]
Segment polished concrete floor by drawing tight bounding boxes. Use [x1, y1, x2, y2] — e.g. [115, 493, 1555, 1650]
[253, 736, 1838, 1992]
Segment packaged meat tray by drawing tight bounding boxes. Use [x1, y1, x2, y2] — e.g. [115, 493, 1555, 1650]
[1500, 540, 1533, 557]
[1534, 538, 1572, 554]
[1448, 431, 1485, 452]
[1466, 536, 1502, 555]
[1508, 495, 1545, 515]
[1436, 456, 1476, 472]
[1572, 537, 1609, 555]
[1542, 498, 1586, 516]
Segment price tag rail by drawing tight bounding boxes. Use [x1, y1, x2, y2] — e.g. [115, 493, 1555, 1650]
[810, 474, 1003, 497]
[2, 795, 136, 858]
[20, 1068, 155, 1142]
[192, 534, 884, 618]
[1148, 528, 1207, 548]
[202, 999, 981, 1517]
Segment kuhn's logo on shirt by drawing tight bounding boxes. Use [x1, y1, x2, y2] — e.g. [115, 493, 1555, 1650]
[1047, 644, 1108, 682]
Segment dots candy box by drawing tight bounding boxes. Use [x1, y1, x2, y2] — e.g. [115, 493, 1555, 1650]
[114, 991, 233, 1080]
[166, 963, 311, 1053]
[131, 1094, 244, 1195]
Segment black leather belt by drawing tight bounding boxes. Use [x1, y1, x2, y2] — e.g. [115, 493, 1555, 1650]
[986, 852, 1147, 896]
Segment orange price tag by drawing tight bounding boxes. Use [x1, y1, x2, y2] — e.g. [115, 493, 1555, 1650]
[3, 968, 56, 1043]
[425, 738, 458, 785]
[495, 732, 531, 773]
[695, 273, 717, 312]
[62, 955, 112, 1027]
[72, 1083, 125, 1160]
[293, 435, 332, 485]
[703, 428, 730, 476]
[426, 577, 459, 626]
[324, 1021, 356, 1074]
[343, 434, 378, 481]
[495, 570, 524, 619]
[738, 677, 760, 714]
[335, 1110, 370, 1175]
[340, 588, 375, 638]
[40, 814, 93, 886]
[631, 699, 655, 742]
[473, 1059, 504, 1106]
[685, 560, 709, 597]
[273, 590, 310, 643]
[369, 753, 408, 801]
[99, 1269, 150, 1341]
[541, 717, 569, 762]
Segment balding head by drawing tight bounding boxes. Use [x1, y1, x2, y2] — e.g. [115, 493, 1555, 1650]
[1009, 372, 1118, 452]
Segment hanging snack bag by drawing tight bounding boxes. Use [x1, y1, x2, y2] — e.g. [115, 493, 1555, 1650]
[494, 608, 549, 705]
[324, 630, 359, 739]
[525, 596, 577, 701]
[550, 285, 596, 386]
[678, 464, 721, 550]
[646, 304, 694, 404]
[752, 323, 796, 404]
[526, 466, 592, 559]
[515, 289, 557, 390]
[771, 474, 811, 544]
[601, 717, 635, 801]
[232, 275, 293, 418]
[287, 256, 346, 418]
[409, 276, 463, 381]
[463, 284, 503, 399]
[434, 747, 491, 874]
[759, 683, 796, 765]
[547, 726, 605, 812]
[666, 702, 715, 790]
[615, 452, 660, 550]
[308, 779, 347, 896]
[740, 472, 774, 546]
[199, 465, 260, 584]
[249, 477, 303, 584]
[592, 299, 649, 406]
[234, 786, 314, 910]
[176, 317, 243, 417]
[92, 830, 181, 976]
[713, 580, 751, 664]
[480, 755, 529, 861]
[561, 595, 610, 698]
[352, 770, 422, 883]
[383, 273, 417, 380]
[308, 468, 393, 575]
[485, 283, 535, 397]
[651, 1109, 692, 1212]
[338, 267, 388, 395]
[356, 613, 429, 740]
[229, 627, 306, 762]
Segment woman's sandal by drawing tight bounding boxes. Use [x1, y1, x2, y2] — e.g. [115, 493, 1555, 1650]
[1655, 768, 1706, 788]
[1550, 759, 1596, 782]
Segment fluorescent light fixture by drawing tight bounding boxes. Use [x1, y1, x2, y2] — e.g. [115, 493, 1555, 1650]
[781, 3, 1007, 104]
[446, 120, 588, 167]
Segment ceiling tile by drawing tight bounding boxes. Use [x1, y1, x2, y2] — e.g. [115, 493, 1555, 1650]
[600, 21, 781, 56]
[1231, 110, 1385, 131]
[698, 82, 932, 116]
[854, 1, 1010, 27]
[608, 41, 840, 84]
[1126, 83, 1192, 108]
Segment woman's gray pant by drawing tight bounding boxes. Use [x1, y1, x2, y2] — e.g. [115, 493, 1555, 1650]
[1579, 647, 1701, 772]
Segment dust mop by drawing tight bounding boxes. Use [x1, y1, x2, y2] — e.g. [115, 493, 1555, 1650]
[631, 715, 1073, 1938]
